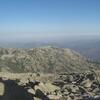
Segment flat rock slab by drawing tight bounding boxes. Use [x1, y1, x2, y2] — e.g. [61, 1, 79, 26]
[0, 82, 4, 96]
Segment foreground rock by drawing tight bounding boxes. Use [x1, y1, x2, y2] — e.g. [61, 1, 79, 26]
[53, 72, 100, 100]
[0, 72, 100, 100]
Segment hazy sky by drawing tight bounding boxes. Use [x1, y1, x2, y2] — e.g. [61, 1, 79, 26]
[0, 0, 100, 41]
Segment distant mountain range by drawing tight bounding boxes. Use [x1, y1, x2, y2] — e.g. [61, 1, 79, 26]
[0, 36, 100, 62]
[0, 46, 99, 73]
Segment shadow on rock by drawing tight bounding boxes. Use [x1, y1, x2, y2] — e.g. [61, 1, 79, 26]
[0, 78, 34, 100]
[35, 89, 49, 100]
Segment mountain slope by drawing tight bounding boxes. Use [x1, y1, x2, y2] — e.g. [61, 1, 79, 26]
[0, 46, 98, 73]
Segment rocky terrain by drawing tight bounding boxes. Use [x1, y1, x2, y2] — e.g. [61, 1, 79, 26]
[0, 46, 100, 100]
[53, 71, 100, 100]
[0, 46, 99, 73]
[0, 71, 100, 100]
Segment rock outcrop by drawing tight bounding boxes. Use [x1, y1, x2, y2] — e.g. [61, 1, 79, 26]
[0, 72, 100, 100]
[52, 72, 100, 100]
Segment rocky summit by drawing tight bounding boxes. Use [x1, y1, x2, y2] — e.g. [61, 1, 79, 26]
[53, 71, 100, 100]
[0, 46, 99, 73]
[0, 72, 100, 100]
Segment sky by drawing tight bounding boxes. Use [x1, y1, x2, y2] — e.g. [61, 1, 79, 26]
[0, 0, 100, 41]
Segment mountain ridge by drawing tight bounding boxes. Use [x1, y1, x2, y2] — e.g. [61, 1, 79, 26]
[0, 46, 99, 73]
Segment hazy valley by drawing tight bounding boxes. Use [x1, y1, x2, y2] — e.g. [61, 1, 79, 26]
[1, 36, 100, 62]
